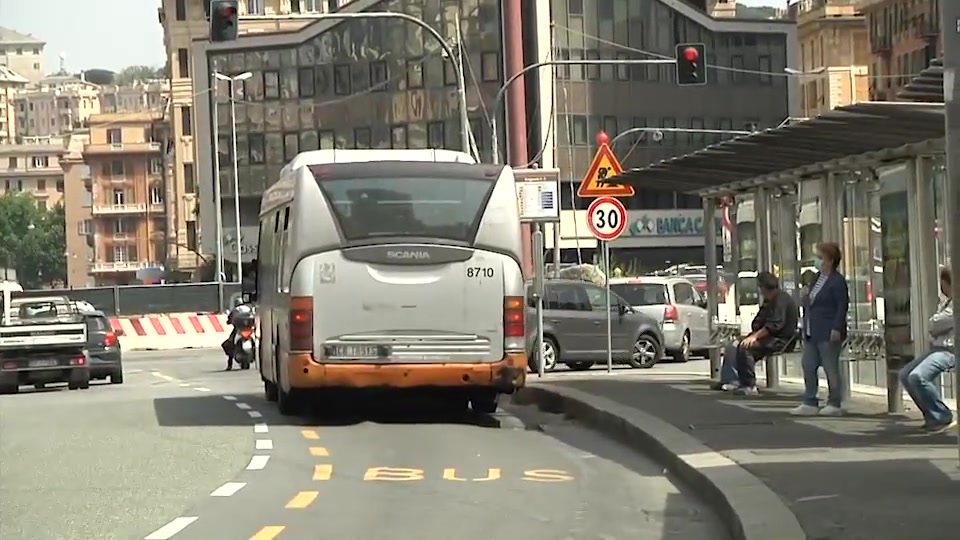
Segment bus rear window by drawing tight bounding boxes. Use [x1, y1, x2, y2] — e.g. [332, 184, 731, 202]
[317, 177, 495, 243]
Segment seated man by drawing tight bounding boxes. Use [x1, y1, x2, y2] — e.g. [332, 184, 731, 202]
[709, 343, 743, 391]
[898, 266, 956, 434]
[731, 271, 799, 396]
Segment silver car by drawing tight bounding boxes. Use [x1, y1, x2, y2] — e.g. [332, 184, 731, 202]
[525, 279, 665, 372]
[608, 277, 710, 362]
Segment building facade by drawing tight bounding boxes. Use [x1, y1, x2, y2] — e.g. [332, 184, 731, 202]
[190, 0, 504, 275]
[538, 0, 797, 270]
[14, 75, 102, 137]
[0, 137, 66, 210]
[862, 0, 941, 101]
[159, 0, 350, 274]
[0, 66, 28, 143]
[61, 132, 94, 287]
[789, 0, 871, 118]
[0, 27, 44, 84]
[82, 113, 167, 285]
[100, 81, 170, 114]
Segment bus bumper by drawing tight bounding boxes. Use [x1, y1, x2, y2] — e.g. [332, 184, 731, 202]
[288, 352, 527, 393]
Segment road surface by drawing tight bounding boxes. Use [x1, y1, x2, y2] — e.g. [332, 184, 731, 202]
[0, 350, 726, 540]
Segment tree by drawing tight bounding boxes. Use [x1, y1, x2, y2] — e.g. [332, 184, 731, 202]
[82, 68, 115, 85]
[114, 65, 162, 85]
[0, 194, 66, 289]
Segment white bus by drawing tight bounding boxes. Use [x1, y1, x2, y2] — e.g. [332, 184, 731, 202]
[248, 149, 527, 416]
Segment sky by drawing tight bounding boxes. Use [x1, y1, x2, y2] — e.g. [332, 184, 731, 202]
[1, 0, 166, 73]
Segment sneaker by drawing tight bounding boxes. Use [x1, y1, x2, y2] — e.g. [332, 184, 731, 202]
[734, 386, 759, 396]
[721, 383, 740, 391]
[926, 420, 958, 434]
[709, 381, 725, 391]
[818, 405, 844, 417]
[790, 404, 820, 416]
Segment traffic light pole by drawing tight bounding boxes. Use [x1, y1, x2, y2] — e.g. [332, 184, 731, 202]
[307, 12, 470, 155]
[938, 0, 960, 464]
[490, 59, 674, 164]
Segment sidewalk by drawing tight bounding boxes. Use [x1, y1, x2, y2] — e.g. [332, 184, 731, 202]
[515, 375, 958, 540]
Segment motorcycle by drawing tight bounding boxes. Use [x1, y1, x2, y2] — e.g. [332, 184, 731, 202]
[233, 326, 256, 370]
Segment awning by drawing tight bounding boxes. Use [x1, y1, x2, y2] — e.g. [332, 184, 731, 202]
[899, 57, 944, 103]
[608, 102, 945, 196]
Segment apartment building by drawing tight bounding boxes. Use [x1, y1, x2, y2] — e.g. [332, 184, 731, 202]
[861, 0, 941, 101]
[14, 75, 101, 137]
[61, 131, 94, 287]
[0, 137, 66, 209]
[82, 113, 167, 285]
[0, 66, 28, 143]
[0, 27, 44, 84]
[788, 0, 871, 117]
[158, 0, 349, 274]
[100, 80, 170, 114]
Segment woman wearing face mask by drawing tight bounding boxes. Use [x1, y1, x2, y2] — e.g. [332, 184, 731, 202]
[792, 242, 849, 417]
[897, 266, 956, 434]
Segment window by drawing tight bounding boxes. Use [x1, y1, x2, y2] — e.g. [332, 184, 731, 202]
[298, 67, 315, 97]
[731, 56, 745, 84]
[610, 283, 668, 305]
[175, 0, 186, 20]
[443, 59, 457, 87]
[315, 173, 498, 243]
[249, 134, 266, 164]
[56, 180, 64, 192]
[333, 65, 351, 95]
[673, 283, 696, 305]
[615, 52, 630, 81]
[177, 49, 189, 78]
[660, 117, 676, 144]
[263, 71, 280, 99]
[570, 116, 588, 145]
[107, 128, 122, 144]
[179, 106, 192, 136]
[78, 220, 92, 235]
[632, 117, 647, 145]
[149, 158, 163, 175]
[104, 160, 124, 177]
[150, 186, 163, 205]
[689, 117, 705, 145]
[602, 116, 618, 138]
[353, 127, 372, 149]
[758, 55, 772, 85]
[186, 221, 198, 251]
[390, 125, 408, 148]
[406, 59, 424, 89]
[427, 121, 445, 149]
[7, 157, 16, 168]
[113, 189, 125, 205]
[318, 130, 335, 150]
[567, 0, 583, 15]
[113, 246, 129, 263]
[370, 61, 388, 91]
[31, 155, 49, 168]
[37, 199, 46, 211]
[480, 52, 500, 82]
[585, 50, 600, 80]
[183, 163, 195, 193]
[113, 218, 129, 234]
[556, 49, 570, 80]
[544, 283, 590, 311]
[37, 179, 46, 191]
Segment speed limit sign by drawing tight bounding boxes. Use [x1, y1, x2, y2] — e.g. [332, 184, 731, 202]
[586, 197, 628, 241]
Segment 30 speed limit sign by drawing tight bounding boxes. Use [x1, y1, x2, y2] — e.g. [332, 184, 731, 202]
[586, 197, 628, 241]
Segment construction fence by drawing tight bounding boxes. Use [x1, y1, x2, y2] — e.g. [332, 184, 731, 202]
[12, 282, 243, 316]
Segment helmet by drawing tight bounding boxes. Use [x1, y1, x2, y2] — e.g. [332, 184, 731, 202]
[233, 295, 245, 308]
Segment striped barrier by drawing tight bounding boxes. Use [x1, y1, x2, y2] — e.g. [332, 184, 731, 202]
[110, 313, 231, 351]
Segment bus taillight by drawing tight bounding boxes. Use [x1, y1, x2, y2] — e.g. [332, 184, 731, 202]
[503, 296, 525, 352]
[290, 296, 313, 352]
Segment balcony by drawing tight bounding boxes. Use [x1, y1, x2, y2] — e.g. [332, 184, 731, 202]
[91, 203, 147, 215]
[91, 261, 156, 273]
[103, 232, 136, 243]
[84, 142, 162, 155]
[914, 20, 939, 40]
[871, 35, 893, 54]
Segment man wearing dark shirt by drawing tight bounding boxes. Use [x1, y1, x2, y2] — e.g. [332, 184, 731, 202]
[733, 271, 799, 396]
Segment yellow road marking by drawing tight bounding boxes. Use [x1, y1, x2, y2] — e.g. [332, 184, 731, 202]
[249, 526, 285, 540]
[285, 491, 319, 509]
[442, 468, 501, 482]
[309, 446, 329, 457]
[300, 429, 319, 440]
[313, 464, 333, 480]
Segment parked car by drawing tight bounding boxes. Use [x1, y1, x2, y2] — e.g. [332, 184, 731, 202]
[608, 276, 710, 362]
[80, 310, 124, 384]
[524, 279, 664, 372]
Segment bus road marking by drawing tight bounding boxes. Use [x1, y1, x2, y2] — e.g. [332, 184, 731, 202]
[144, 516, 198, 539]
[313, 464, 333, 480]
[249, 526, 285, 540]
[300, 429, 319, 440]
[285, 490, 319, 509]
[309, 446, 328, 457]
[247, 455, 270, 470]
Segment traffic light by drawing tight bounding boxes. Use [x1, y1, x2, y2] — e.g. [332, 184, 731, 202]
[675, 43, 707, 86]
[209, 0, 239, 42]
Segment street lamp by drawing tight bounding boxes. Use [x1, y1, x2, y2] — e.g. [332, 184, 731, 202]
[213, 70, 252, 284]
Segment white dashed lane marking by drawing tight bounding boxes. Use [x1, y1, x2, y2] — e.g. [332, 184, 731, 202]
[210, 482, 247, 497]
[194, 387, 211, 392]
[254, 423, 269, 433]
[235, 402, 252, 410]
[248, 411, 263, 418]
[255, 439, 274, 450]
[144, 516, 198, 539]
[222, 395, 237, 401]
[246, 455, 270, 470]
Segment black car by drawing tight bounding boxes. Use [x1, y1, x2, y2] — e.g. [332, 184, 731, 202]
[83, 311, 124, 384]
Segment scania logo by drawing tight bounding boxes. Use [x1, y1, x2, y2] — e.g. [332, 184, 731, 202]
[386, 250, 431, 260]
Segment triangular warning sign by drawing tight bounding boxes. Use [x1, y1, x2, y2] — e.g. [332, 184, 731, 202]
[577, 143, 634, 198]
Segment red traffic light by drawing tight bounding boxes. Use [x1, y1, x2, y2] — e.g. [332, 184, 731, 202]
[222, 6, 237, 16]
[683, 47, 699, 63]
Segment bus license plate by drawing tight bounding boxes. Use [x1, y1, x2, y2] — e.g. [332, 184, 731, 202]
[29, 359, 58, 368]
[326, 345, 388, 359]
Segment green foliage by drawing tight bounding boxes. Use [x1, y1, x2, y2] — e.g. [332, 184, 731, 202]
[736, 5, 779, 19]
[0, 193, 67, 289]
[114, 65, 163, 85]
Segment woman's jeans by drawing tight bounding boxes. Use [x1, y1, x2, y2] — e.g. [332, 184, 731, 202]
[898, 350, 956, 427]
[801, 339, 844, 407]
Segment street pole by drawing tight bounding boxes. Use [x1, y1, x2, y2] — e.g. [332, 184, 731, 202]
[490, 59, 675, 164]
[211, 73, 225, 283]
[311, 12, 470, 153]
[229, 80, 242, 284]
[939, 0, 960, 463]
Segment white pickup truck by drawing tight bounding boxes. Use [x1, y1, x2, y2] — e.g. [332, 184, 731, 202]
[0, 295, 91, 394]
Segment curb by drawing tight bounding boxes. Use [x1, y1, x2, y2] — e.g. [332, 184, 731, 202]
[513, 384, 807, 540]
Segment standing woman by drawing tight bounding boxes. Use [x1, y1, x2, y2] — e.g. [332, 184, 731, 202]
[792, 242, 849, 417]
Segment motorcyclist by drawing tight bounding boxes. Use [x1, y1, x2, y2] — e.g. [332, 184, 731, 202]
[223, 296, 255, 371]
